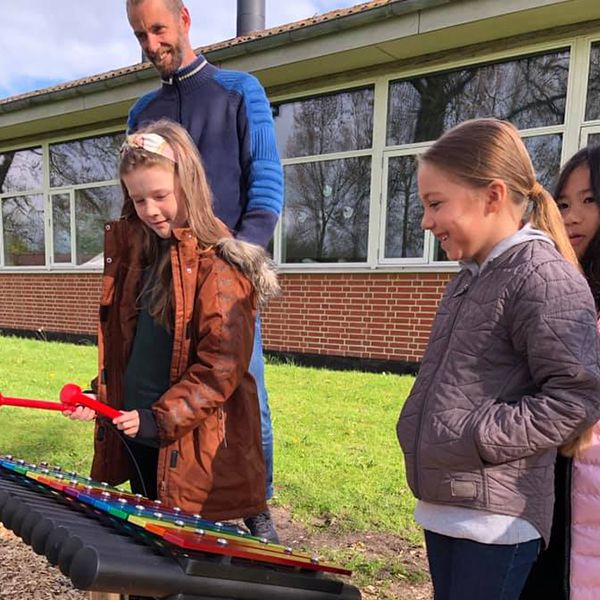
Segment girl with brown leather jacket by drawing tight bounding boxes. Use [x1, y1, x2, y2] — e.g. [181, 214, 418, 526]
[65, 119, 279, 528]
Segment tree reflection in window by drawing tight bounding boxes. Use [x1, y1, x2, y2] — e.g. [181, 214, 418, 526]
[586, 42, 600, 122]
[0, 148, 42, 194]
[75, 186, 122, 265]
[387, 49, 569, 145]
[282, 157, 371, 263]
[523, 134, 562, 193]
[274, 87, 374, 159]
[2, 195, 45, 266]
[50, 133, 125, 187]
[52, 194, 72, 263]
[586, 133, 600, 147]
[385, 155, 424, 258]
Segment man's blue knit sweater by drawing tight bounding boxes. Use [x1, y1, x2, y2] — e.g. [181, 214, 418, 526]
[128, 55, 283, 248]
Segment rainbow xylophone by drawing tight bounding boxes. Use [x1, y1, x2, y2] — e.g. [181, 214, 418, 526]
[0, 456, 361, 599]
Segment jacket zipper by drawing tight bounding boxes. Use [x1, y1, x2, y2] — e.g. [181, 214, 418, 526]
[414, 276, 472, 497]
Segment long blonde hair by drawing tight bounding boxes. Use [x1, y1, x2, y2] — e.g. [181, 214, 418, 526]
[422, 119, 591, 455]
[119, 119, 230, 328]
[420, 118, 578, 267]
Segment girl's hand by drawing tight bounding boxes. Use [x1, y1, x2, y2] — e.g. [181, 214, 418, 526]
[63, 405, 96, 421]
[113, 410, 140, 437]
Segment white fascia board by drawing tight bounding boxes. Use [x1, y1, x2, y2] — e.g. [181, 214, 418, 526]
[219, 0, 598, 88]
[419, 0, 570, 33]
[0, 78, 157, 144]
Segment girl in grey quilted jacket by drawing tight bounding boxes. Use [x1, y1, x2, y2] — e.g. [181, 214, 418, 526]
[396, 119, 600, 600]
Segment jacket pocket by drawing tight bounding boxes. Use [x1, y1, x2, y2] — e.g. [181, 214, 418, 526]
[429, 471, 482, 503]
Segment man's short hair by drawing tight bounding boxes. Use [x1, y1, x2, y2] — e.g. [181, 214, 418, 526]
[127, 0, 184, 17]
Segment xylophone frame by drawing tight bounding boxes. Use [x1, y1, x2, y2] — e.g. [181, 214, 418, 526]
[0, 458, 361, 600]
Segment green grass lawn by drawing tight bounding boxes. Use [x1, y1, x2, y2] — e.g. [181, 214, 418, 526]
[0, 335, 422, 569]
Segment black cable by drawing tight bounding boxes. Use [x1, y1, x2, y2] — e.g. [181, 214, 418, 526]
[98, 417, 149, 499]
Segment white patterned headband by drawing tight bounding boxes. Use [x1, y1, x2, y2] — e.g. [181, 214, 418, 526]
[121, 132, 176, 163]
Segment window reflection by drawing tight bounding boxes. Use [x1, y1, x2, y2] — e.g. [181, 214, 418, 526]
[75, 185, 122, 265]
[274, 87, 374, 159]
[586, 42, 600, 122]
[52, 194, 72, 263]
[50, 133, 125, 187]
[586, 133, 600, 147]
[282, 157, 371, 263]
[388, 49, 570, 145]
[522, 134, 562, 193]
[2, 195, 45, 266]
[0, 148, 42, 194]
[385, 156, 424, 259]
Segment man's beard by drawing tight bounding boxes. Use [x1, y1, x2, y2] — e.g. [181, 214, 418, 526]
[149, 43, 184, 78]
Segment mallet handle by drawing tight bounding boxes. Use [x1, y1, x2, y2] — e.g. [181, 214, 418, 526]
[0, 395, 69, 411]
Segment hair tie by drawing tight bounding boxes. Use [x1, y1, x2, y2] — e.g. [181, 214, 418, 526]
[121, 133, 176, 163]
[528, 181, 545, 200]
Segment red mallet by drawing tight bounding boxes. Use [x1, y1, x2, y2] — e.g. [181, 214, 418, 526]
[59, 383, 121, 420]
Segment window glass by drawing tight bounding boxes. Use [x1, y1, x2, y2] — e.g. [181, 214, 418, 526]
[0, 148, 43, 193]
[2, 195, 45, 266]
[52, 193, 72, 263]
[523, 134, 562, 193]
[586, 42, 600, 122]
[384, 155, 424, 259]
[274, 87, 374, 159]
[587, 133, 600, 147]
[282, 157, 371, 263]
[74, 185, 122, 265]
[387, 49, 570, 145]
[50, 132, 125, 187]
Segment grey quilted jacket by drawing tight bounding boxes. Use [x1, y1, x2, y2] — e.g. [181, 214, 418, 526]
[397, 238, 600, 543]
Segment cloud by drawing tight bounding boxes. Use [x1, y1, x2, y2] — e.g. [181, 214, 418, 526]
[0, 0, 362, 99]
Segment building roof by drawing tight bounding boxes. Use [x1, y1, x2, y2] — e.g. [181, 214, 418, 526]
[0, 0, 399, 108]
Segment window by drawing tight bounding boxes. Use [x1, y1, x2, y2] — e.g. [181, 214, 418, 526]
[523, 134, 563, 192]
[382, 49, 570, 264]
[282, 157, 371, 263]
[0, 147, 43, 266]
[383, 155, 423, 260]
[49, 134, 122, 187]
[0, 132, 124, 269]
[586, 41, 600, 122]
[48, 133, 124, 267]
[2, 195, 45, 266]
[274, 87, 374, 264]
[387, 49, 569, 146]
[73, 186, 122, 265]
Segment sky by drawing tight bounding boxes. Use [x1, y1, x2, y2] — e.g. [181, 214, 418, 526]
[0, 0, 365, 101]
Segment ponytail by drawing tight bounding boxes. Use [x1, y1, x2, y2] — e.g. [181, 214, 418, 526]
[527, 182, 579, 268]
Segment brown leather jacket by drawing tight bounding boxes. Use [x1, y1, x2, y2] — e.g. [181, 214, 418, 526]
[90, 219, 279, 520]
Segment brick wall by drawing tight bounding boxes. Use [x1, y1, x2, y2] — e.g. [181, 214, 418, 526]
[0, 272, 452, 363]
[0, 274, 101, 337]
[263, 272, 452, 363]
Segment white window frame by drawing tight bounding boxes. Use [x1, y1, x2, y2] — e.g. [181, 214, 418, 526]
[271, 34, 592, 273]
[3, 31, 600, 274]
[0, 125, 124, 273]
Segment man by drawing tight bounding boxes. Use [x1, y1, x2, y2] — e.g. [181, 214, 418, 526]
[126, 0, 282, 542]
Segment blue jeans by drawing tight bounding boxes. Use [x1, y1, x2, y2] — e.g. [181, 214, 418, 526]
[425, 530, 541, 600]
[248, 315, 274, 500]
